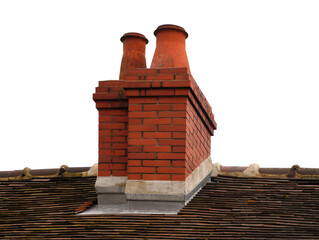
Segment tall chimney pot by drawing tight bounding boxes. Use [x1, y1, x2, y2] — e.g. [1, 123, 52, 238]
[119, 32, 148, 80]
[151, 24, 190, 72]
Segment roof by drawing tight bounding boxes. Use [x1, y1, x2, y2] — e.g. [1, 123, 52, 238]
[1, 166, 319, 239]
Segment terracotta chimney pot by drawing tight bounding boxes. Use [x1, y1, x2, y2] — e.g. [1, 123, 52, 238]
[119, 32, 148, 80]
[151, 24, 190, 72]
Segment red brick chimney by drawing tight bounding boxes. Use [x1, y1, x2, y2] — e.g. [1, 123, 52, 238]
[93, 25, 216, 213]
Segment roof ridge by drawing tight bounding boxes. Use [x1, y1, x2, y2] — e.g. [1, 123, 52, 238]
[212, 163, 319, 179]
[0, 164, 98, 181]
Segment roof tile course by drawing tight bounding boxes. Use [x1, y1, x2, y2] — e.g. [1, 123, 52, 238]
[1, 175, 319, 239]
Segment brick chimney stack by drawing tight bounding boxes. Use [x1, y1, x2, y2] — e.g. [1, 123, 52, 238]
[93, 24, 217, 213]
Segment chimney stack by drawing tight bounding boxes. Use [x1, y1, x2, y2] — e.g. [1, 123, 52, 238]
[93, 25, 217, 214]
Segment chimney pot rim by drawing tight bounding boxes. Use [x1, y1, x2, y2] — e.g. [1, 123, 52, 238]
[154, 24, 188, 38]
[120, 32, 149, 44]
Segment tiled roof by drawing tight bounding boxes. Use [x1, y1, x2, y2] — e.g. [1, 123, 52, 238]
[1, 172, 319, 239]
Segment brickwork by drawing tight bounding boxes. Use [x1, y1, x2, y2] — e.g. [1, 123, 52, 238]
[93, 68, 216, 181]
[93, 80, 128, 177]
[185, 99, 211, 178]
[124, 68, 215, 181]
[126, 95, 187, 181]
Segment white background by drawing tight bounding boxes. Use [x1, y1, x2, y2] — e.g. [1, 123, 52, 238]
[0, 0, 319, 171]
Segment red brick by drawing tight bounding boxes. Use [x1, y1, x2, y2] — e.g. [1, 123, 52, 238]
[99, 130, 111, 136]
[113, 116, 128, 122]
[112, 157, 128, 163]
[128, 145, 142, 152]
[99, 136, 125, 143]
[99, 150, 113, 156]
[158, 125, 186, 132]
[173, 132, 186, 139]
[158, 111, 186, 118]
[151, 81, 162, 88]
[129, 111, 156, 118]
[129, 104, 143, 111]
[172, 104, 187, 111]
[99, 109, 127, 115]
[172, 174, 186, 181]
[125, 89, 139, 96]
[114, 150, 126, 156]
[129, 125, 156, 132]
[157, 167, 185, 174]
[172, 160, 185, 167]
[99, 143, 111, 149]
[140, 89, 146, 96]
[129, 160, 141, 166]
[100, 123, 126, 130]
[99, 80, 124, 87]
[112, 170, 127, 176]
[99, 163, 126, 170]
[176, 74, 190, 80]
[99, 116, 113, 122]
[146, 74, 175, 80]
[162, 81, 190, 88]
[127, 68, 157, 75]
[98, 169, 111, 176]
[128, 139, 156, 146]
[143, 146, 171, 152]
[146, 89, 174, 96]
[93, 93, 125, 100]
[175, 89, 190, 96]
[128, 153, 156, 159]
[158, 139, 185, 146]
[95, 87, 108, 93]
[142, 174, 170, 181]
[130, 98, 157, 104]
[113, 130, 128, 136]
[158, 97, 187, 104]
[128, 173, 141, 180]
[143, 118, 171, 125]
[112, 143, 127, 149]
[128, 166, 156, 173]
[143, 160, 171, 166]
[128, 132, 142, 139]
[124, 81, 151, 88]
[99, 150, 125, 157]
[96, 86, 124, 93]
[158, 153, 185, 159]
[159, 68, 188, 74]
[143, 132, 171, 139]
[108, 101, 128, 108]
[98, 156, 112, 163]
[124, 75, 139, 80]
[143, 104, 172, 111]
[173, 118, 187, 125]
[128, 119, 142, 125]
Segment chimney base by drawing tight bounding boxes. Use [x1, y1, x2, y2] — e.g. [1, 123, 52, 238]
[82, 156, 212, 215]
[95, 176, 127, 205]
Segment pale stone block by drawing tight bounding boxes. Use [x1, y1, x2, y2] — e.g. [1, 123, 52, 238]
[95, 176, 127, 194]
[243, 163, 260, 177]
[87, 163, 98, 176]
[211, 162, 221, 177]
